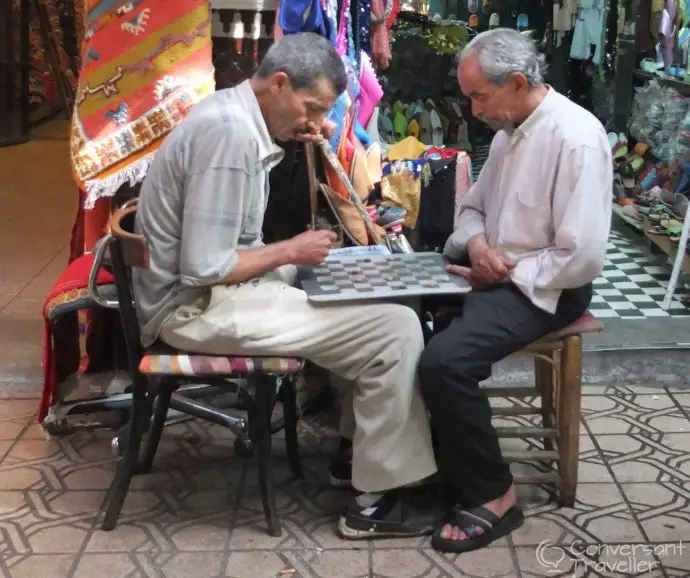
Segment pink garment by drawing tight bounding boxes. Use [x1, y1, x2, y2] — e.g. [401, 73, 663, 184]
[336, 0, 350, 55]
[372, 0, 392, 68]
[357, 53, 383, 128]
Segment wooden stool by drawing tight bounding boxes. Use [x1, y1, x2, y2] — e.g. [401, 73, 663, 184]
[490, 313, 603, 506]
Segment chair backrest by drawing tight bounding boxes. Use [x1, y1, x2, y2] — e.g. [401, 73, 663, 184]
[109, 202, 148, 369]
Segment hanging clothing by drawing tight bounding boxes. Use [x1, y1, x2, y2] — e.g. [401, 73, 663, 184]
[569, 0, 606, 64]
[553, 0, 578, 47]
[278, 0, 328, 36]
[371, 0, 392, 68]
[351, 0, 372, 56]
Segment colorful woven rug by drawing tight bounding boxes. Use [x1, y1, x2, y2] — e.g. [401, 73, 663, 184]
[71, 0, 215, 209]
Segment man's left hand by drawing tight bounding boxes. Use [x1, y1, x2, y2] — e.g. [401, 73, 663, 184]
[447, 264, 510, 290]
[294, 119, 337, 143]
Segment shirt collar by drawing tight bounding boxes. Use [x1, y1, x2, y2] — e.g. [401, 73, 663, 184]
[512, 86, 558, 142]
[234, 80, 284, 167]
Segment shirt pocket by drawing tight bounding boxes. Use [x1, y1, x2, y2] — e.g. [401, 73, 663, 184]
[501, 189, 552, 249]
[516, 188, 550, 210]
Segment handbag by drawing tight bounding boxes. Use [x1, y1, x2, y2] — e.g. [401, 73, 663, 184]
[305, 142, 385, 247]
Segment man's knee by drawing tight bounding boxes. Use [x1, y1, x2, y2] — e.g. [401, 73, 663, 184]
[418, 334, 454, 393]
[418, 332, 478, 398]
[381, 304, 425, 349]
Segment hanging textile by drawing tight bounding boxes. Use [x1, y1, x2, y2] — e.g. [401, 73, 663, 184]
[21, 0, 82, 124]
[70, 0, 215, 209]
[371, 0, 393, 69]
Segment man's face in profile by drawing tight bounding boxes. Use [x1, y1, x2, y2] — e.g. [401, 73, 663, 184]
[458, 54, 520, 132]
[269, 74, 337, 141]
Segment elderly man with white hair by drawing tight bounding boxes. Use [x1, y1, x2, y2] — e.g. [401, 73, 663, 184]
[417, 28, 612, 553]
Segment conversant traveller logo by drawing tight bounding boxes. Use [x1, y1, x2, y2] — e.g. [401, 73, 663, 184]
[535, 540, 686, 575]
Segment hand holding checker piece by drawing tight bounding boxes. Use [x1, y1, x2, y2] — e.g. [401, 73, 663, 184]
[297, 251, 472, 303]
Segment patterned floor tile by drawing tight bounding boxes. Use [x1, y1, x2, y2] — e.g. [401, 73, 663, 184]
[372, 548, 517, 578]
[225, 551, 298, 578]
[84, 490, 235, 553]
[619, 481, 690, 543]
[278, 549, 370, 578]
[0, 441, 12, 460]
[581, 385, 668, 396]
[228, 477, 351, 551]
[655, 542, 690, 577]
[593, 433, 690, 482]
[1, 553, 77, 578]
[511, 483, 644, 547]
[0, 400, 38, 420]
[0, 490, 105, 556]
[671, 393, 690, 418]
[581, 393, 690, 435]
[0, 419, 30, 442]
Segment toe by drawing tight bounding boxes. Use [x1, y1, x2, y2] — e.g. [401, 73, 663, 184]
[440, 523, 453, 539]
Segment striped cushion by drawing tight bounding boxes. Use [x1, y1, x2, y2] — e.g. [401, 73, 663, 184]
[139, 354, 304, 376]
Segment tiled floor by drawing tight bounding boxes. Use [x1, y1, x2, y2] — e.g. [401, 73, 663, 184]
[1, 387, 689, 578]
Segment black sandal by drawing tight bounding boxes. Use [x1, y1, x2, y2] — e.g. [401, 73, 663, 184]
[337, 488, 446, 540]
[431, 504, 525, 553]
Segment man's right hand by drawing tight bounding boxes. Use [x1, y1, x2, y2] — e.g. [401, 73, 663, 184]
[285, 229, 338, 265]
[467, 235, 516, 284]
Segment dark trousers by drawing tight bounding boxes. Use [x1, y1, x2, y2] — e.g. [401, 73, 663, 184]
[418, 282, 592, 507]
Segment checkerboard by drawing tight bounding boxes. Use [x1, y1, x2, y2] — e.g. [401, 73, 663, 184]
[590, 230, 690, 319]
[298, 252, 471, 303]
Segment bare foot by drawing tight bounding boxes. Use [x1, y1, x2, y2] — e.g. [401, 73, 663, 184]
[440, 485, 517, 541]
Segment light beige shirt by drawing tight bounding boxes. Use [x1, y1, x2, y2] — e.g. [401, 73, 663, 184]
[444, 88, 612, 314]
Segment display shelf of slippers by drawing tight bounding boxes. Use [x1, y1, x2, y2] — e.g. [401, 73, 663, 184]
[642, 215, 690, 272]
[610, 126, 689, 238]
[634, 70, 690, 97]
[377, 96, 474, 151]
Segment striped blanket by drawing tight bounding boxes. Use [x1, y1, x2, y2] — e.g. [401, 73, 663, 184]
[71, 0, 215, 208]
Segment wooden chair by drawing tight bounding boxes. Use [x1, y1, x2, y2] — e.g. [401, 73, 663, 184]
[429, 308, 603, 507]
[491, 313, 603, 507]
[101, 204, 304, 536]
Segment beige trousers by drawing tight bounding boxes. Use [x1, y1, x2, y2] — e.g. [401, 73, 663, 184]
[159, 267, 437, 492]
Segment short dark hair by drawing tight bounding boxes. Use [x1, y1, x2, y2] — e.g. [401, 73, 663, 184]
[256, 32, 348, 96]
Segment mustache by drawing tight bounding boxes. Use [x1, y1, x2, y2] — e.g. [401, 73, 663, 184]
[477, 115, 513, 132]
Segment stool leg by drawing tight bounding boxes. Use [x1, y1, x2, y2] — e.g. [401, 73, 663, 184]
[557, 335, 583, 507]
[534, 355, 555, 453]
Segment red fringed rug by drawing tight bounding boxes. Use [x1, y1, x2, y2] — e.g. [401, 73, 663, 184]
[40, 253, 113, 423]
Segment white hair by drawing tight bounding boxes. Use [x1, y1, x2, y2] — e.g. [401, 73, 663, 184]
[459, 28, 547, 87]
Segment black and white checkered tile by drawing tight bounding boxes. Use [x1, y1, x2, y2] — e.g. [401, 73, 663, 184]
[590, 230, 690, 319]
